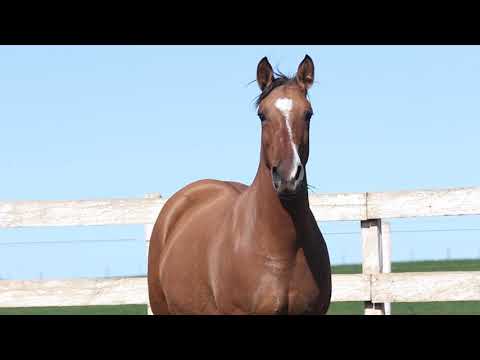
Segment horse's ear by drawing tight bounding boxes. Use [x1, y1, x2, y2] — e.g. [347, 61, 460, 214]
[296, 55, 314, 91]
[256, 56, 274, 91]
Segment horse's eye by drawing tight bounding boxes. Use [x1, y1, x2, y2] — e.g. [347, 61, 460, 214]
[305, 111, 313, 122]
[258, 112, 266, 122]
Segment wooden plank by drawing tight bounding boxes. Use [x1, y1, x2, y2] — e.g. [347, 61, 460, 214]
[309, 192, 367, 221]
[361, 219, 383, 275]
[372, 271, 480, 302]
[367, 187, 480, 219]
[361, 219, 385, 315]
[4, 272, 479, 308]
[2, 187, 480, 229]
[0, 192, 367, 229]
[381, 221, 392, 315]
[0, 274, 370, 308]
[0, 198, 165, 228]
[0, 277, 147, 308]
[330, 274, 371, 302]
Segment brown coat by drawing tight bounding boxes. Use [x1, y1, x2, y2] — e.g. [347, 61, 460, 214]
[148, 55, 332, 314]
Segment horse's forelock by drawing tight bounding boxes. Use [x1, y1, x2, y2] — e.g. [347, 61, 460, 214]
[255, 71, 297, 107]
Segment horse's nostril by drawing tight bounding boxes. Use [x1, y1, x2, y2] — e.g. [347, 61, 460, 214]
[271, 166, 281, 190]
[294, 165, 303, 181]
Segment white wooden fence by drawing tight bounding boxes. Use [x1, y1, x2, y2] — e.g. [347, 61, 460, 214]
[1, 186, 480, 315]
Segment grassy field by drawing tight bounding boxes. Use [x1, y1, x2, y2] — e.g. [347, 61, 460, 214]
[1, 259, 479, 315]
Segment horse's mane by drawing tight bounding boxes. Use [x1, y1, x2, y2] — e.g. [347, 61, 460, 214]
[255, 70, 298, 107]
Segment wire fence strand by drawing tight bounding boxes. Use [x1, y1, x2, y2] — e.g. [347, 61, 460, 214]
[1, 227, 480, 246]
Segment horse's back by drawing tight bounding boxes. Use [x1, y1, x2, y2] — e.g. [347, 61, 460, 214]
[147, 179, 247, 314]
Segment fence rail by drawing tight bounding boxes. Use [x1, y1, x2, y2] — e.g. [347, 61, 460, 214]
[1, 186, 479, 314]
[2, 187, 479, 228]
[2, 271, 480, 308]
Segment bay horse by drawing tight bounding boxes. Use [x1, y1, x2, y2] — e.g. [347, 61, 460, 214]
[148, 55, 332, 314]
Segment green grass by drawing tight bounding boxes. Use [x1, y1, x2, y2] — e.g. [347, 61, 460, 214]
[0, 304, 147, 315]
[1, 259, 479, 315]
[331, 258, 480, 274]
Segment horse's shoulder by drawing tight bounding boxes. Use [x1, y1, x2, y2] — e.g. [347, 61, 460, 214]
[178, 179, 247, 197]
[223, 181, 249, 194]
[152, 180, 244, 248]
[163, 179, 246, 210]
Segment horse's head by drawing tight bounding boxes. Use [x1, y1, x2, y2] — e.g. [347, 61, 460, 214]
[256, 55, 314, 196]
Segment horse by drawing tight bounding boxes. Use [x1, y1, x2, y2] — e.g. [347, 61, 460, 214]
[147, 55, 332, 314]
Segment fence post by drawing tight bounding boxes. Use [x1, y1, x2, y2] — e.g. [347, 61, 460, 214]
[381, 221, 392, 315]
[361, 218, 385, 315]
[144, 192, 161, 315]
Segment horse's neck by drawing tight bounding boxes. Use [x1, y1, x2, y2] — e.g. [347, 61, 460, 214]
[241, 159, 310, 260]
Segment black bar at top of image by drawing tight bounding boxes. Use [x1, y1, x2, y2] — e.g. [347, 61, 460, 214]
[0, 13, 479, 45]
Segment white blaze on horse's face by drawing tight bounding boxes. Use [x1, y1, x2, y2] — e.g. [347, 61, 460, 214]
[274, 97, 304, 182]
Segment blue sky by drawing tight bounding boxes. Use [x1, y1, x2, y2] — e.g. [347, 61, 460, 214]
[0, 45, 479, 280]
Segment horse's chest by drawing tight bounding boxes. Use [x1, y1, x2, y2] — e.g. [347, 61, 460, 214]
[248, 270, 291, 314]
[287, 250, 325, 314]
[287, 287, 320, 314]
[246, 268, 319, 314]
[211, 243, 326, 315]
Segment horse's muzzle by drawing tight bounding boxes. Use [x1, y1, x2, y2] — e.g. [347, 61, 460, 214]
[271, 163, 304, 195]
